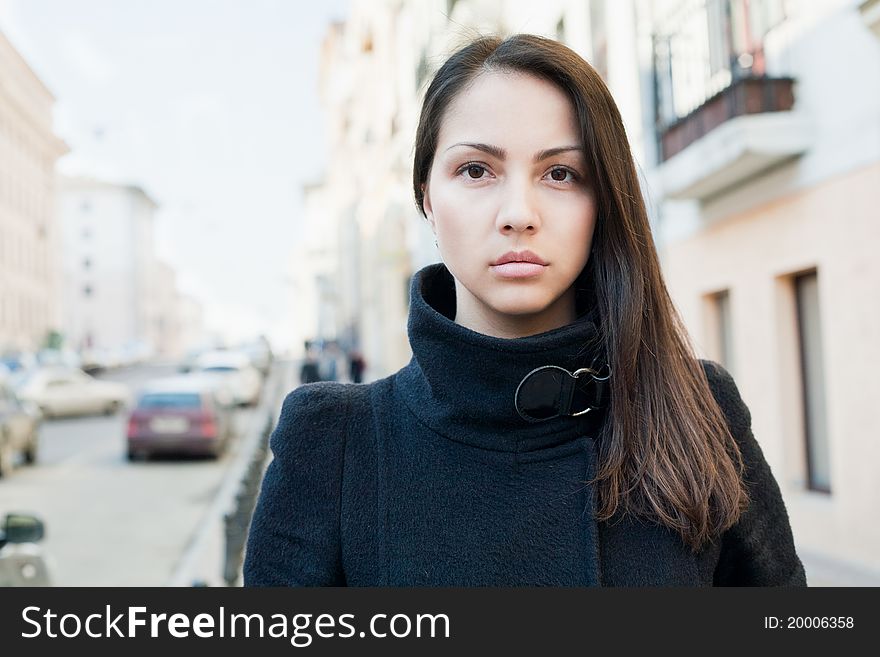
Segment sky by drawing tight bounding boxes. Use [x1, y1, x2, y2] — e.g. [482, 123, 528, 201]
[0, 0, 350, 351]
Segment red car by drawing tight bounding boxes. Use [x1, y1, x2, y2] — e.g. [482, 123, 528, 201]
[126, 377, 234, 460]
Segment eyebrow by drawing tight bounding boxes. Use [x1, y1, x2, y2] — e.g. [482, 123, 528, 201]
[444, 142, 584, 162]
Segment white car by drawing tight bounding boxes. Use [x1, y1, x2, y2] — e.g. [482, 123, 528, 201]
[17, 367, 131, 418]
[192, 351, 262, 407]
[240, 339, 273, 377]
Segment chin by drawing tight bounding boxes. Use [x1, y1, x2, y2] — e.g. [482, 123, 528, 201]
[483, 290, 556, 317]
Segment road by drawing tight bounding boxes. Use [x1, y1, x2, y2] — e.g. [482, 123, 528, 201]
[0, 363, 266, 586]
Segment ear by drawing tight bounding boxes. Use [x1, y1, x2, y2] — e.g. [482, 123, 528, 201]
[422, 183, 436, 234]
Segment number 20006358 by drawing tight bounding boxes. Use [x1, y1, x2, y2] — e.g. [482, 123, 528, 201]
[764, 617, 854, 629]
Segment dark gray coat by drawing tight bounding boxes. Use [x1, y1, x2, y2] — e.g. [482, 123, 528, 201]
[244, 264, 806, 586]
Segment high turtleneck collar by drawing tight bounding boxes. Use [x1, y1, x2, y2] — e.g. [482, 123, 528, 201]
[395, 262, 608, 452]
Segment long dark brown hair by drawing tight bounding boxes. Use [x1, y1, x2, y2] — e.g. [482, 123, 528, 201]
[412, 34, 748, 552]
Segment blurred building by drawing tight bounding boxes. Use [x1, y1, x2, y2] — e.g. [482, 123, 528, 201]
[304, 0, 880, 580]
[293, 179, 342, 359]
[0, 29, 68, 353]
[648, 0, 880, 582]
[56, 176, 189, 364]
[300, 13, 416, 374]
[150, 260, 183, 360]
[861, 0, 880, 37]
[176, 293, 207, 360]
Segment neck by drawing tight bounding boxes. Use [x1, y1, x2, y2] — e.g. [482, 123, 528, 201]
[452, 279, 578, 339]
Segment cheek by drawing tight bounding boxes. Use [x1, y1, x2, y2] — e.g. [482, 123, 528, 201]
[430, 181, 491, 243]
[549, 194, 598, 246]
[576, 201, 599, 240]
[577, 214, 599, 262]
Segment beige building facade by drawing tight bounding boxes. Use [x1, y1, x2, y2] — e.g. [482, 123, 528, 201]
[652, 0, 880, 581]
[303, 9, 423, 373]
[0, 29, 68, 353]
[663, 163, 880, 578]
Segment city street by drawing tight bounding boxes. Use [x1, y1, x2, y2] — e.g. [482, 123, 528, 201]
[0, 364, 262, 586]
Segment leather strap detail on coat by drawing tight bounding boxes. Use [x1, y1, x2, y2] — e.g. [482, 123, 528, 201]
[515, 363, 611, 423]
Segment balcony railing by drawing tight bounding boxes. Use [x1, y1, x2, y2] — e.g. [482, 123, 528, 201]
[649, 0, 810, 201]
[653, 0, 792, 162]
[659, 75, 795, 160]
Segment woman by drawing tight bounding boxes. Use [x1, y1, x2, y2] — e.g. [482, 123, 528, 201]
[244, 34, 806, 586]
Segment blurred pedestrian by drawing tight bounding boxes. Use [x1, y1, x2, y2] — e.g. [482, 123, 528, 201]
[246, 34, 805, 587]
[299, 341, 322, 384]
[319, 340, 344, 382]
[348, 349, 366, 383]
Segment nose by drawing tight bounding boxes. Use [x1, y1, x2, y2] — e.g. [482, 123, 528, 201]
[495, 178, 541, 234]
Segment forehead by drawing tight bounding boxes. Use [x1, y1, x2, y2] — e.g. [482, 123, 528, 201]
[438, 70, 581, 150]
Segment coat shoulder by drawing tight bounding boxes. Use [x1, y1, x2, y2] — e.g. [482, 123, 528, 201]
[698, 358, 764, 491]
[272, 379, 386, 456]
[245, 382, 363, 586]
[699, 359, 751, 440]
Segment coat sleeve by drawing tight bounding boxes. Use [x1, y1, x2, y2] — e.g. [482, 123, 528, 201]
[701, 360, 808, 587]
[243, 383, 348, 586]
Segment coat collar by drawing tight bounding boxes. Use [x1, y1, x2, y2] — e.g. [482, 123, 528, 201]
[395, 262, 608, 452]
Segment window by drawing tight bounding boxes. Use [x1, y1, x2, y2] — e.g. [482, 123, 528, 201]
[703, 289, 734, 375]
[137, 393, 203, 409]
[706, 0, 733, 76]
[714, 290, 734, 372]
[794, 271, 831, 493]
[654, 0, 789, 131]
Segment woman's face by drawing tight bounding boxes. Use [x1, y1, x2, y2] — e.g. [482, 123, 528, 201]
[423, 70, 598, 338]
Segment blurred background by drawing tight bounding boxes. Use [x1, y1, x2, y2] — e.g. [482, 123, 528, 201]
[0, 0, 878, 586]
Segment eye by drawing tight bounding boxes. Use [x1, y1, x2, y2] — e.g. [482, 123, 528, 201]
[548, 167, 575, 183]
[464, 164, 487, 179]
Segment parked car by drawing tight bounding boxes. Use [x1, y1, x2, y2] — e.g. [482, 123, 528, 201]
[126, 376, 235, 460]
[79, 347, 118, 374]
[177, 348, 205, 374]
[192, 350, 262, 407]
[240, 337, 273, 377]
[17, 367, 131, 418]
[0, 512, 51, 586]
[0, 380, 40, 477]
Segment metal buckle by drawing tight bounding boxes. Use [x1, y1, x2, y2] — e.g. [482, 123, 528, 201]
[515, 363, 611, 423]
[570, 365, 611, 416]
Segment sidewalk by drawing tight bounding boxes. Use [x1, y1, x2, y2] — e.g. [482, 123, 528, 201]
[166, 360, 295, 587]
[799, 549, 880, 587]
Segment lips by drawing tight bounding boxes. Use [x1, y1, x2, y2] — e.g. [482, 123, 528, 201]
[490, 250, 548, 266]
[491, 262, 546, 279]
